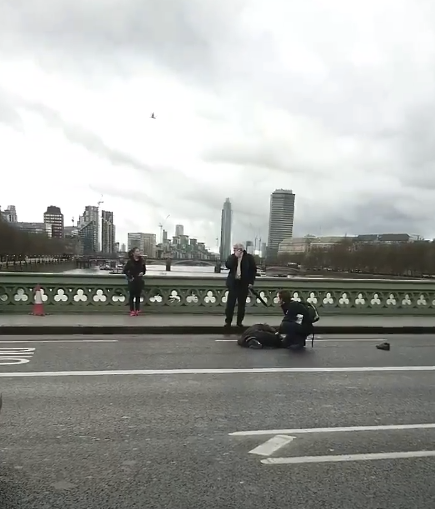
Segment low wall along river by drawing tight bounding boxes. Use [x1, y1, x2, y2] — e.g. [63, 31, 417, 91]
[1, 270, 435, 315]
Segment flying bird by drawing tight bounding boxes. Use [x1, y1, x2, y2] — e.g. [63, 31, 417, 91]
[151, 113, 156, 119]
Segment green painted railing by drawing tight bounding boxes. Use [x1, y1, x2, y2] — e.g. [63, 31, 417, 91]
[1, 272, 435, 315]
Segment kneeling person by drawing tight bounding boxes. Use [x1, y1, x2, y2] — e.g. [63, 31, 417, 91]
[278, 290, 315, 348]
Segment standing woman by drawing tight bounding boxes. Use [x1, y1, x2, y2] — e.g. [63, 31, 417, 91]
[123, 247, 146, 316]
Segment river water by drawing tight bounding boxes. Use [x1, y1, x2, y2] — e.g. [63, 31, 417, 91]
[63, 265, 225, 278]
[62, 265, 416, 281]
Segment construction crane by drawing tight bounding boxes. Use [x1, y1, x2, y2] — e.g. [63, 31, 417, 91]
[158, 215, 170, 244]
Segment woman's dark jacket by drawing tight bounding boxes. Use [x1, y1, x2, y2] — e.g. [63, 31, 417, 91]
[123, 257, 146, 284]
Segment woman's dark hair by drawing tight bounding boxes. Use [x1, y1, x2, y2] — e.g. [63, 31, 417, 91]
[128, 247, 139, 258]
[278, 290, 292, 303]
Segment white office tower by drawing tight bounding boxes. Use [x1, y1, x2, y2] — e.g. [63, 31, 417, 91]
[267, 189, 295, 258]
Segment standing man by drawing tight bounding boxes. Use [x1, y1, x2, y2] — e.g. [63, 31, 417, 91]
[224, 243, 257, 328]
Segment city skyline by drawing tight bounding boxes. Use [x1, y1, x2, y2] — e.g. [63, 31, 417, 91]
[0, 203, 220, 254]
[0, 201, 269, 251]
[1, 198, 269, 257]
[2, 201, 427, 261]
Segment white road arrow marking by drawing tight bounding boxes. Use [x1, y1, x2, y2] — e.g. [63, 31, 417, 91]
[249, 435, 296, 456]
[261, 450, 435, 465]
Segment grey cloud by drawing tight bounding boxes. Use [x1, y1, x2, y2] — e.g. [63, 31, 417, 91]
[20, 100, 166, 176]
[0, 0, 244, 83]
[0, 94, 24, 131]
[393, 105, 435, 190]
[202, 141, 325, 176]
[294, 194, 426, 238]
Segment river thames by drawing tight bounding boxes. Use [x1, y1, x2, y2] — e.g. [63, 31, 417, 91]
[63, 265, 226, 278]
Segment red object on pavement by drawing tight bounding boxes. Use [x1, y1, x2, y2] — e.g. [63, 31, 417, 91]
[31, 284, 45, 316]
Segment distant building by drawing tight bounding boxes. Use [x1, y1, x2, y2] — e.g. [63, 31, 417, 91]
[354, 233, 422, 244]
[64, 226, 79, 238]
[142, 233, 156, 258]
[267, 189, 295, 258]
[179, 234, 189, 247]
[121, 243, 126, 252]
[175, 224, 184, 237]
[245, 240, 255, 255]
[15, 222, 52, 236]
[220, 198, 232, 260]
[128, 233, 156, 258]
[261, 242, 267, 258]
[43, 206, 64, 238]
[78, 221, 98, 255]
[1, 205, 17, 223]
[278, 235, 346, 255]
[101, 210, 116, 254]
[79, 206, 99, 252]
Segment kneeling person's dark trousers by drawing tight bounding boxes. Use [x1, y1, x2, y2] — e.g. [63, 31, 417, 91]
[281, 322, 309, 348]
[225, 281, 249, 325]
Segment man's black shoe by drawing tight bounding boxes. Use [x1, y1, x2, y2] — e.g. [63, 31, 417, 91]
[376, 342, 390, 351]
[236, 322, 244, 328]
[224, 322, 231, 329]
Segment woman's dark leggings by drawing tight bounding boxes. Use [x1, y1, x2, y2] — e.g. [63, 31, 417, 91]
[128, 280, 143, 311]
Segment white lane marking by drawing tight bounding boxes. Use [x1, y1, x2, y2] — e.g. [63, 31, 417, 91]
[261, 450, 435, 465]
[1, 366, 435, 377]
[230, 423, 435, 437]
[249, 435, 295, 456]
[0, 340, 118, 343]
[215, 339, 384, 343]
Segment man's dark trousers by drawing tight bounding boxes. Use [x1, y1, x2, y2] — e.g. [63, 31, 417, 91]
[225, 280, 249, 325]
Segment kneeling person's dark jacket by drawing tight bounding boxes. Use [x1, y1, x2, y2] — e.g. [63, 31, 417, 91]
[279, 301, 313, 347]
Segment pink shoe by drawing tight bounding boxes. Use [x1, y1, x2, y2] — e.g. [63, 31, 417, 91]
[134, 311, 139, 316]
[129, 311, 136, 317]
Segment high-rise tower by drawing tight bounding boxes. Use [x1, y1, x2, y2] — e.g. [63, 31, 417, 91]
[267, 189, 295, 258]
[219, 198, 232, 261]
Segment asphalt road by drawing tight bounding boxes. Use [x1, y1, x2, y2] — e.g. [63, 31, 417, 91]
[1, 334, 435, 508]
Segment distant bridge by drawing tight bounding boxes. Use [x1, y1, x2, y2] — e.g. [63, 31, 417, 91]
[146, 258, 218, 267]
[76, 255, 121, 261]
[75, 256, 219, 268]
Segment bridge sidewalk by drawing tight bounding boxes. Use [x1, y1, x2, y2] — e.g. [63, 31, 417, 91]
[1, 314, 435, 335]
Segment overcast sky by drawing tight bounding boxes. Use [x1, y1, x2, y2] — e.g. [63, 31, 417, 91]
[1, 0, 435, 248]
